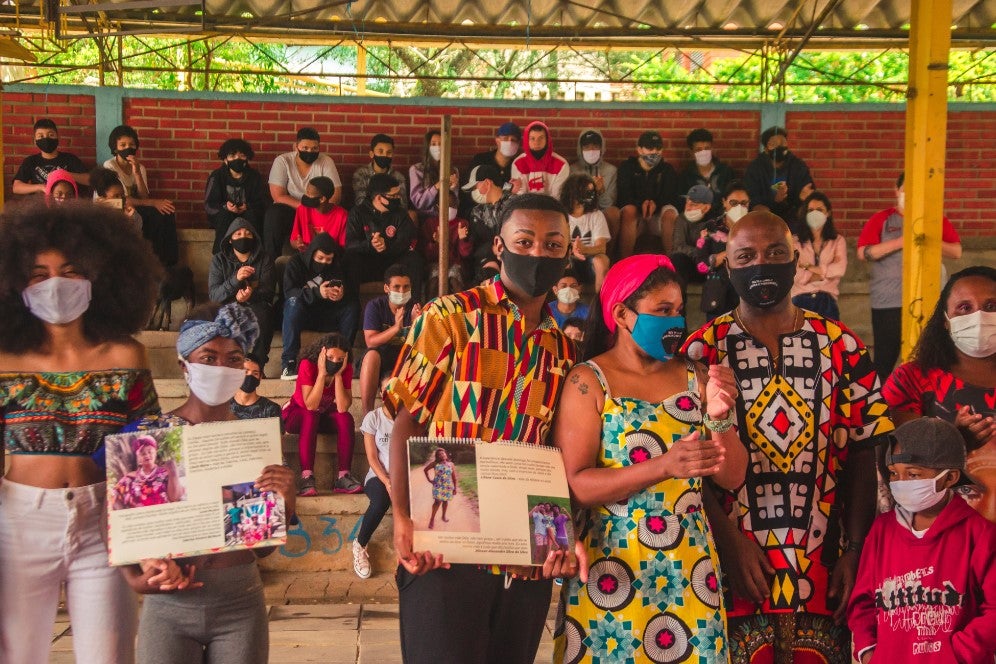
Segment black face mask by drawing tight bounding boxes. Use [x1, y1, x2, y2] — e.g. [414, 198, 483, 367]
[373, 155, 392, 170]
[769, 146, 789, 162]
[35, 137, 58, 154]
[301, 195, 322, 209]
[529, 148, 546, 160]
[312, 260, 334, 277]
[240, 374, 260, 393]
[228, 158, 247, 174]
[384, 197, 402, 214]
[231, 236, 257, 254]
[325, 359, 344, 375]
[500, 243, 568, 298]
[728, 260, 797, 309]
[581, 192, 597, 207]
[117, 147, 137, 159]
[298, 150, 320, 165]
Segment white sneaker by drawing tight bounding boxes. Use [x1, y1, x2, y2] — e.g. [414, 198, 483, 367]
[352, 539, 371, 579]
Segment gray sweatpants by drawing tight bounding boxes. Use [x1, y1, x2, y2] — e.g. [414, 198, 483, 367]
[137, 562, 268, 664]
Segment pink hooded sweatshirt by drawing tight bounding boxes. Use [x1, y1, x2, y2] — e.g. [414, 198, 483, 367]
[510, 120, 570, 198]
[45, 169, 79, 201]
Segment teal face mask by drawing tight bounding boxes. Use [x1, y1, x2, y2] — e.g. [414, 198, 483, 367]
[630, 313, 686, 362]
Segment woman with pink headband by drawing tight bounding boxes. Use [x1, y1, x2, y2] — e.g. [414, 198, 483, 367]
[551, 253, 747, 663]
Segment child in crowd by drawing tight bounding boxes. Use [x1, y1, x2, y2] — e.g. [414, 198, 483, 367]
[352, 133, 409, 209]
[410, 129, 459, 222]
[847, 417, 996, 663]
[90, 165, 143, 232]
[550, 271, 589, 329]
[282, 333, 362, 496]
[44, 169, 78, 205]
[424, 448, 457, 530]
[12, 118, 88, 195]
[353, 376, 396, 579]
[290, 176, 348, 251]
[560, 173, 611, 293]
[104, 124, 178, 266]
[561, 316, 585, 344]
[420, 207, 472, 299]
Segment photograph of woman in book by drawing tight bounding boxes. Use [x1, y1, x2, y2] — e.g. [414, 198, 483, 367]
[110, 433, 185, 510]
[409, 441, 480, 533]
[551, 254, 747, 664]
[425, 447, 457, 529]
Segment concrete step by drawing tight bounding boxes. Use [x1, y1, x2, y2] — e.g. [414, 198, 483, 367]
[257, 493, 396, 577]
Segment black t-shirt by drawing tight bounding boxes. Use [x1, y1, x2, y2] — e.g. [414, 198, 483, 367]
[14, 152, 86, 185]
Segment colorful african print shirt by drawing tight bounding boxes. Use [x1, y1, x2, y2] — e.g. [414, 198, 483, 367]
[0, 369, 160, 456]
[112, 465, 171, 509]
[683, 311, 894, 618]
[386, 276, 576, 445]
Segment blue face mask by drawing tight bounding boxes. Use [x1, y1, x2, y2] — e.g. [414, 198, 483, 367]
[630, 314, 686, 362]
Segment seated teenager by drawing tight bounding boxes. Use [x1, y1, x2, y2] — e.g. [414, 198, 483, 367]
[352, 133, 409, 208]
[104, 124, 179, 266]
[208, 219, 276, 372]
[550, 270, 590, 328]
[44, 169, 78, 206]
[279, 232, 360, 381]
[560, 173, 610, 293]
[231, 355, 282, 421]
[289, 176, 348, 251]
[204, 138, 269, 254]
[264, 127, 343, 258]
[358, 264, 421, 414]
[12, 118, 88, 196]
[344, 173, 424, 298]
[463, 164, 512, 283]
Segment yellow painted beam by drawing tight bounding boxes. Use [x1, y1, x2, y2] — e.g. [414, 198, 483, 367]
[902, 0, 951, 361]
[356, 46, 367, 96]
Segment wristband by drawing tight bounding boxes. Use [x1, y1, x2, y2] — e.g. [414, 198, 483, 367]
[703, 412, 735, 433]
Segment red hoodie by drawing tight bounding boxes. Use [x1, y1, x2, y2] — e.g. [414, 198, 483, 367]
[510, 120, 569, 198]
[847, 496, 996, 663]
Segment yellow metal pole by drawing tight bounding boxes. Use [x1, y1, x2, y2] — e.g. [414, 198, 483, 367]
[438, 115, 452, 296]
[0, 86, 5, 208]
[356, 46, 367, 96]
[901, 0, 951, 360]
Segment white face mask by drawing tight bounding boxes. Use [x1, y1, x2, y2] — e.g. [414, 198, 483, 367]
[890, 470, 950, 514]
[556, 287, 580, 305]
[22, 276, 92, 325]
[805, 210, 828, 230]
[694, 149, 712, 166]
[582, 149, 601, 165]
[183, 361, 246, 406]
[389, 290, 412, 307]
[499, 140, 519, 157]
[726, 204, 748, 224]
[448, 207, 458, 221]
[471, 188, 489, 205]
[948, 310, 996, 358]
[897, 191, 905, 212]
[429, 145, 442, 161]
[684, 208, 704, 223]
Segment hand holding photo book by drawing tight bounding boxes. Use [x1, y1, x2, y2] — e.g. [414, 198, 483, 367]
[407, 437, 574, 566]
[104, 417, 287, 566]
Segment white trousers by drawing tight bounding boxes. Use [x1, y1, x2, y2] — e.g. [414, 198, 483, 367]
[0, 479, 137, 664]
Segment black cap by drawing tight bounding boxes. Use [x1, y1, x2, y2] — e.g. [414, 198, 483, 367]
[462, 164, 506, 190]
[886, 417, 981, 488]
[579, 130, 602, 147]
[638, 131, 664, 149]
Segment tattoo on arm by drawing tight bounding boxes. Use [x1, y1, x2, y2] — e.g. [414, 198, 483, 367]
[569, 373, 589, 395]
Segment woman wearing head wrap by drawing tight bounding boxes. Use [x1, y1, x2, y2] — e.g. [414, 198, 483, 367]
[119, 302, 296, 664]
[0, 201, 161, 664]
[551, 254, 747, 664]
[111, 435, 182, 510]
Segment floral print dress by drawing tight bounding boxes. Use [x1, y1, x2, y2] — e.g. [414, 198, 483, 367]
[554, 360, 729, 664]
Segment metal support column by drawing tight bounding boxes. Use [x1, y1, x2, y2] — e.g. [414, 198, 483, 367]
[901, 0, 951, 359]
[437, 115, 452, 296]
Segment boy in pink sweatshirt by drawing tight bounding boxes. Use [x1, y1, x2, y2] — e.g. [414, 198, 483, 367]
[847, 417, 996, 663]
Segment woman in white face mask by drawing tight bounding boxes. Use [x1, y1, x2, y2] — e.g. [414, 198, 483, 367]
[882, 266, 996, 521]
[847, 418, 996, 664]
[410, 128, 460, 224]
[790, 191, 847, 320]
[119, 302, 297, 664]
[0, 201, 162, 664]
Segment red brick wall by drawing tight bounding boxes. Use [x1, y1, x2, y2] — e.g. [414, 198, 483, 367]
[3, 90, 992, 240]
[788, 109, 993, 238]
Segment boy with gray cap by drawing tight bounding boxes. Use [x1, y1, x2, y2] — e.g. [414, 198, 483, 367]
[670, 183, 715, 283]
[848, 417, 996, 663]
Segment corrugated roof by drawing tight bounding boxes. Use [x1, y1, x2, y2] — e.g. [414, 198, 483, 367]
[2, 0, 993, 48]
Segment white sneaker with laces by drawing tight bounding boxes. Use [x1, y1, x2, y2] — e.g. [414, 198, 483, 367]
[352, 539, 371, 579]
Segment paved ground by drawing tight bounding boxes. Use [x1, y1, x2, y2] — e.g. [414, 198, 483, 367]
[47, 571, 560, 663]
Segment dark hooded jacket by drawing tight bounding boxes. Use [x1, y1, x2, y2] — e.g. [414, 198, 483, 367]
[283, 232, 349, 305]
[207, 218, 275, 306]
[344, 199, 418, 261]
